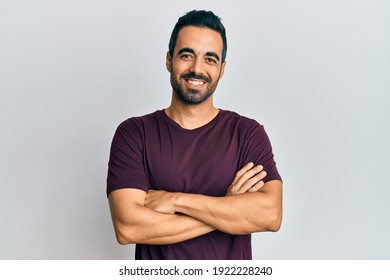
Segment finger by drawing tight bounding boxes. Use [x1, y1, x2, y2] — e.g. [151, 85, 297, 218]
[228, 164, 265, 195]
[232, 162, 254, 185]
[229, 167, 263, 195]
[232, 170, 267, 195]
[247, 180, 265, 192]
[234, 165, 264, 188]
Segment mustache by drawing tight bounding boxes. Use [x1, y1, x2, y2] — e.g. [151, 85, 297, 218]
[181, 72, 210, 83]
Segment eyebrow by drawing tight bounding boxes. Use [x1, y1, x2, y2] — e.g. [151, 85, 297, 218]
[177, 48, 220, 62]
[178, 48, 195, 55]
[205, 52, 220, 62]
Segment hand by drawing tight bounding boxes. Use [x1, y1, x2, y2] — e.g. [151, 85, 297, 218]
[226, 162, 267, 196]
[144, 190, 177, 214]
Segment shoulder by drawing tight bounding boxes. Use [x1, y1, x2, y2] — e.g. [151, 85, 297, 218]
[219, 109, 264, 132]
[116, 110, 163, 133]
[110, 111, 163, 146]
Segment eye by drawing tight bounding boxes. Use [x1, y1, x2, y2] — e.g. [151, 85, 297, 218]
[206, 57, 217, 64]
[180, 53, 193, 60]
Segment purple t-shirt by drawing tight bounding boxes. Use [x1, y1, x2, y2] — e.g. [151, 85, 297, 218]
[107, 109, 281, 259]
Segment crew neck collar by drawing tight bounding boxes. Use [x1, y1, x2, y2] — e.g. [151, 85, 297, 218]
[159, 109, 224, 132]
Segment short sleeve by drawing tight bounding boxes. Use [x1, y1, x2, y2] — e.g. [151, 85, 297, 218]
[239, 121, 282, 183]
[106, 119, 150, 197]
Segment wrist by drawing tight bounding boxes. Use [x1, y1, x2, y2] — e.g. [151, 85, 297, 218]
[173, 192, 184, 213]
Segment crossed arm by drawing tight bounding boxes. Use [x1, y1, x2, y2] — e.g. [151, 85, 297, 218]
[108, 162, 282, 245]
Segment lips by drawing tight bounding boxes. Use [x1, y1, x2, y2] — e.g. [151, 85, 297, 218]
[182, 73, 210, 82]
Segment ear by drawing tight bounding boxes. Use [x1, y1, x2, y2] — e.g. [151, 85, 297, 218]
[166, 51, 172, 72]
[218, 61, 227, 80]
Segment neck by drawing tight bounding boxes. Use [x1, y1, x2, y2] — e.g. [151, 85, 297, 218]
[165, 94, 219, 130]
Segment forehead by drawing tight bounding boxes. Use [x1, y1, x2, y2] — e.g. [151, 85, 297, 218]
[175, 26, 223, 55]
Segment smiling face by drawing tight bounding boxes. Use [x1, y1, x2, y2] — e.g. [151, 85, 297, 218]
[166, 26, 226, 105]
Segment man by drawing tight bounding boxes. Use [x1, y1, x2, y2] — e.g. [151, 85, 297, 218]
[107, 10, 282, 260]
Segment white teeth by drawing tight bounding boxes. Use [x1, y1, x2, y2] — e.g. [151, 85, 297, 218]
[188, 80, 204, 86]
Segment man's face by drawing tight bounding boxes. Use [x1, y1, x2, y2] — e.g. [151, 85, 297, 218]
[167, 26, 226, 105]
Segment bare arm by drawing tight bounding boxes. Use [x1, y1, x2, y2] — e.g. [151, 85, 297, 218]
[108, 188, 214, 245]
[174, 180, 282, 235]
[109, 162, 274, 245]
[145, 163, 283, 235]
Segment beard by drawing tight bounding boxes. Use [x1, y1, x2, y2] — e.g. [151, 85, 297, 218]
[170, 71, 220, 105]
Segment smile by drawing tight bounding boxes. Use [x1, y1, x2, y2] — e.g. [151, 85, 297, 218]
[186, 79, 206, 86]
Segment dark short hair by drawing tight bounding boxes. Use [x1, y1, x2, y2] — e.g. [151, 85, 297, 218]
[168, 10, 227, 63]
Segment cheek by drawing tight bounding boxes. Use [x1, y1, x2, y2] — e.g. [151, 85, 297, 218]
[171, 65, 183, 79]
[210, 69, 222, 82]
[172, 60, 186, 71]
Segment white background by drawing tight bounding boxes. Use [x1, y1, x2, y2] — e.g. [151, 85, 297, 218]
[1, 0, 389, 259]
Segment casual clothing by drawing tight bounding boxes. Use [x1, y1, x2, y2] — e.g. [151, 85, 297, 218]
[107, 109, 281, 259]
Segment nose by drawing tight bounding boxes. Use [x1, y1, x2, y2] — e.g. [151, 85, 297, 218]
[189, 57, 204, 76]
